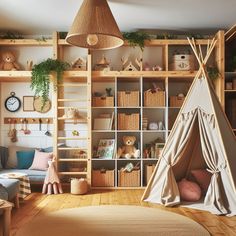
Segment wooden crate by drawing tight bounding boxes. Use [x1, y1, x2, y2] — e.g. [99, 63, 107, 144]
[170, 54, 195, 71]
[118, 170, 140, 187]
[118, 91, 139, 107]
[118, 113, 139, 130]
[170, 96, 185, 107]
[145, 164, 156, 185]
[92, 97, 114, 107]
[144, 90, 165, 107]
[92, 170, 115, 187]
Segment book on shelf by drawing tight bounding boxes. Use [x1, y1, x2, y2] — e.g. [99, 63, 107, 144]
[96, 139, 115, 159]
[93, 112, 114, 130]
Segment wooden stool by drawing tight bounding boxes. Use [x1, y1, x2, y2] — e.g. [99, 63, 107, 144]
[0, 200, 13, 236]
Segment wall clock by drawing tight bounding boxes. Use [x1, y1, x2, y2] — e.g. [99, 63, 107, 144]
[33, 96, 51, 113]
[5, 92, 21, 112]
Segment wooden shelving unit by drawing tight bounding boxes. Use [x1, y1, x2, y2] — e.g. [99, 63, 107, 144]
[0, 30, 226, 188]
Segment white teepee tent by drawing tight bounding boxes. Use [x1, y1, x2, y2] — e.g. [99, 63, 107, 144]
[142, 38, 236, 216]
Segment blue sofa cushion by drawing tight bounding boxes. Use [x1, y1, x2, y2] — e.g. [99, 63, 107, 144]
[0, 179, 19, 200]
[16, 150, 35, 169]
[0, 169, 46, 183]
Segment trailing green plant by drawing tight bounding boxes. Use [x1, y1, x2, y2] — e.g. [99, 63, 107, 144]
[207, 66, 220, 80]
[59, 32, 68, 39]
[0, 31, 24, 39]
[122, 31, 150, 51]
[31, 58, 70, 106]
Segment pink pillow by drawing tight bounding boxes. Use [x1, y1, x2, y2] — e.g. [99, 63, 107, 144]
[191, 169, 212, 194]
[29, 150, 53, 171]
[178, 178, 201, 202]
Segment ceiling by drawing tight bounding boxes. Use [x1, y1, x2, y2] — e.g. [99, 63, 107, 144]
[0, 0, 236, 36]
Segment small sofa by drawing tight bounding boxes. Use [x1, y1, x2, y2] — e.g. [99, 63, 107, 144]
[0, 146, 47, 206]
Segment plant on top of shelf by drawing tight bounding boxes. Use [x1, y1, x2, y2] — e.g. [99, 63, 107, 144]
[0, 31, 24, 39]
[207, 66, 220, 80]
[31, 58, 70, 107]
[122, 31, 151, 51]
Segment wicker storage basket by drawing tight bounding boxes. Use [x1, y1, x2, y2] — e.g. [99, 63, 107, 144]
[92, 170, 115, 187]
[144, 90, 165, 107]
[145, 164, 156, 185]
[118, 169, 140, 187]
[118, 91, 139, 107]
[170, 54, 195, 71]
[92, 97, 114, 107]
[170, 96, 185, 107]
[118, 113, 139, 130]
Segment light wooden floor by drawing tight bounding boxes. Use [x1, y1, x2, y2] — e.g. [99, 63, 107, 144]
[9, 190, 236, 236]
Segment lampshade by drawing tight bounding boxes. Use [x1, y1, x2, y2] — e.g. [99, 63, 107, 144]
[66, 0, 124, 50]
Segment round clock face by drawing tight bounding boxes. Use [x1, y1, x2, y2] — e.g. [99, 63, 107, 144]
[5, 94, 21, 112]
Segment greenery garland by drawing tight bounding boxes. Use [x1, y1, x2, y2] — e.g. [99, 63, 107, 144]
[122, 31, 150, 51]
[31, 58, 70, 106]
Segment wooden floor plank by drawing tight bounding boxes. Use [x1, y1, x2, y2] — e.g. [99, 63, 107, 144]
[5, 190, 236, 236]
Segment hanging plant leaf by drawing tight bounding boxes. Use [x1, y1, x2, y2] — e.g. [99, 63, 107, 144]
[31, 58, 70, 108]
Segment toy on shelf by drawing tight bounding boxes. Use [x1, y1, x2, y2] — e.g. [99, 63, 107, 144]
[152, 65, 163, 71]
[117, 136, 140, 159]
[0, 51, 21, 71]
[95, 55, 110, 71]
[143, 62, 151, 71]
[121, 57, 142, 71]
[71, 57, 86, 70]
[143, 138, 165, 159]
[26, 60, 33, 70]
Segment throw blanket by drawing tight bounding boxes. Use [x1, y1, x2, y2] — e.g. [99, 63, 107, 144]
[0, 146, 8, 168]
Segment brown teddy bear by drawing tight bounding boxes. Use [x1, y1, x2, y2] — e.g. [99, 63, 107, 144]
[0, 51, 21, 70]
[117, 136, 140, 159]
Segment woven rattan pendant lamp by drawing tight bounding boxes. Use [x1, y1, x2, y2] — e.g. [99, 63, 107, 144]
[66, 0, 124, 50]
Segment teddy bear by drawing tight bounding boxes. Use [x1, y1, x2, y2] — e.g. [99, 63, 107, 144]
[0, 51, 21, 71]
[117, 136, 140, 159]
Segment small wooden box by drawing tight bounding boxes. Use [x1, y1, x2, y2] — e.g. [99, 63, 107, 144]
[171, 54, 195, 71]
[118, 91, 139, 107]
[144, 90, 165, 107]
[93, 97, 114, 107]
[170, 96, 185, 107]
[118, 170, 140, 187]
[118, 113, 139, 130]
[92, 170, 115, 187]
[145, 164, 156, 185]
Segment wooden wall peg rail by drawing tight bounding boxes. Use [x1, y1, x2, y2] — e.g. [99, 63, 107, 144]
[4, 118, 53, 124]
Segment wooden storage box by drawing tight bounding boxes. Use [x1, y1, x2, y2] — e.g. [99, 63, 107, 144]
[144, 90, 165, 107]
[170, 96, 185, 107]
[145, 164, 156, 184]
[118, 113, 139, 130]
[118, 170, 140, 187]
[93, 97, 114, 107]
[170, 54, 195, 71]
[118, 91, 139, 107]
[92, 170, 115, 187]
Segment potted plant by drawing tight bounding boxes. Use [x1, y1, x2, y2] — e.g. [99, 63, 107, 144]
[31, 58, 70, 107]
[207, 66, 220, 80]
[122, 31, 150, 51]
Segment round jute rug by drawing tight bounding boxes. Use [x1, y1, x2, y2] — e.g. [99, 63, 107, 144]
[17, 205, 210, 236]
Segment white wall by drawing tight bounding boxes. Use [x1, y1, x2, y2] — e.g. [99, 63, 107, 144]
[0, 82, 53, 148]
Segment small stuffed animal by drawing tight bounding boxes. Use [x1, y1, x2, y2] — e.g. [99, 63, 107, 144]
[0, 51, 21, 71]
[117, 136, 140, 159]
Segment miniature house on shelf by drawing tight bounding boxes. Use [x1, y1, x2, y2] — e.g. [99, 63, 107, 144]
[72, 57, 87, 70]
[122, 57, 142, 71]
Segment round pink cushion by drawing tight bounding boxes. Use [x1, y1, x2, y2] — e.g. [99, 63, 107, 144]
[178, 178, 201, 202]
